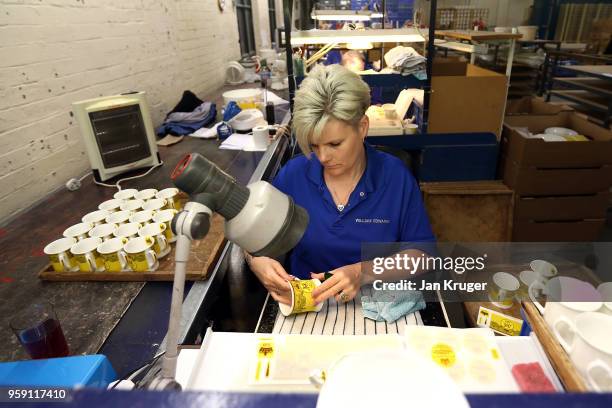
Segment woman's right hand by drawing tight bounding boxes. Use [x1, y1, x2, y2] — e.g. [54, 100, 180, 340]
[247, 255, 293, 305]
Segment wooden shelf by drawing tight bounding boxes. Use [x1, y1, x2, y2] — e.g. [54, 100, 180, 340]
[435, 30, 522, 41]
[555, 77, 612, 97]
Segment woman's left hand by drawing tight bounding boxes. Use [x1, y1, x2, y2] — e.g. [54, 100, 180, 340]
[311, 262, 361, 304]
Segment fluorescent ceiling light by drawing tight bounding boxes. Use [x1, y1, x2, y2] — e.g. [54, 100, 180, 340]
[347, 40, 374, 50]
[371, 12, 384, 18]
[311, 10, 372, 21]
[290, 29, 426, 45]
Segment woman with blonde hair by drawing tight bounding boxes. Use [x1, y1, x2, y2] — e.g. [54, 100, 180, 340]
[246, 64, 434, 305]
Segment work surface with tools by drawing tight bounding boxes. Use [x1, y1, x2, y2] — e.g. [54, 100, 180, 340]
[0, 85, 270, 365]
[0, 138, 263, 362]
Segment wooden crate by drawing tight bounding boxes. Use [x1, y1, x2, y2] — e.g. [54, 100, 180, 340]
[39, 214, 226, 282]
[514, 191, 609, 221]
[502, 158, 612, 196]
[421, 181, 514, 242]
[513, 219, 605, 242]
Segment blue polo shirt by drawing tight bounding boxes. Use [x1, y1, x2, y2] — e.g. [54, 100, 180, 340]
[272, 142, 435, 279]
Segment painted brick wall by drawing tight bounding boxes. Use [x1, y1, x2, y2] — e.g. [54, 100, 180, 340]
[0, 0, 242, 224]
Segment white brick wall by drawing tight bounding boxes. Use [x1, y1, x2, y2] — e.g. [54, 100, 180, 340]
[0, 0, 242, 224]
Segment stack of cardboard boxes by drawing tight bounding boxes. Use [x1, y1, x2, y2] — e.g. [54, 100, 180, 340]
[500, 98, 612, 241]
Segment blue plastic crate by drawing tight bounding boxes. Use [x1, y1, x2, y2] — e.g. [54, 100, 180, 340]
[366, 133, 499, 182]
[0, 355, 117, 388]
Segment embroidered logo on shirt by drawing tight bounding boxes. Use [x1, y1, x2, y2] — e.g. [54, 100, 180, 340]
[355, 218, 390, 224]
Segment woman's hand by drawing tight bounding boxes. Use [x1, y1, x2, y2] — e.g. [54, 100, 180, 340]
[247, 255, 293, 305]
[311, 262, 361, 304]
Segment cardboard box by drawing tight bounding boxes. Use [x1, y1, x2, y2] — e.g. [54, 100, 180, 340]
[514, 192, 610, 221]
[502, 112, 612, 168]
[427, 64, 507, 137]
[505, 97, 573, 118]
[431, 57, 467, 76]
[502, 157, 612, 195]
[513, 219, 605, 241]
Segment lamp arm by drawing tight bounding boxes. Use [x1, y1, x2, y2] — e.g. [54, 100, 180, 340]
[151, 200, 213, 390]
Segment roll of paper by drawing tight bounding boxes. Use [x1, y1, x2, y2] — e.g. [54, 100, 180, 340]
[252, 125, 269, 150]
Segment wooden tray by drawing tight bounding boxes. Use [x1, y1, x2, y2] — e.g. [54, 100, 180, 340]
[39, 214, 226, 282]
[522, 301, 588, 392]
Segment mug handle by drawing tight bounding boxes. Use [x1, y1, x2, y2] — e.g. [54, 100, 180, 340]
[497, 288, 507, 302]
[145, 249, 158, 270]
[59, 252, 73, 271]
[158, 234, 168, 251]
[85, 252, 98, 272]
[585, 359, 612, 392]
[528, 281, 546, 314]
[118, 251, 129, 271]
[552, 315, 575, 353]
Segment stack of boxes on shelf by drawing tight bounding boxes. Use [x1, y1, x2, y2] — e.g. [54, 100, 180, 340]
[500, 97, 612, 241]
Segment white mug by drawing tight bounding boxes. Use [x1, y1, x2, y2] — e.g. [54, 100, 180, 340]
[114, 188, 138, 200]
[97, 237, 130, 272]
[553, 312, 612, 392]
[518, 269, 538, 300]
[82, 209, 110, 226]
[142, 198, 167, 212]
[114, 222, 142, 240]
[105, 210, 132, 225]
[138, 223, 170, 258]
[153, 209, 178, 243]
[124, 236, 159, 272]
[88, 223, 117, 241]
[63, 222, 94, 241]
[129, 210, 155, 225]
[98, 198, 124, 213]
[156, 188, 181, 210]
[44, 237, 78, 272]
[135, 188, 158, 201]
[119, 199, 145, 213]
[71, 237, 104, 272]
[488, 272, 520, 309]
[530, 260, 558, 289]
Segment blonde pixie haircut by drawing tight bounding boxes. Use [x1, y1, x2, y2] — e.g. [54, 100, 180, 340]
[293, 64, 371, 155]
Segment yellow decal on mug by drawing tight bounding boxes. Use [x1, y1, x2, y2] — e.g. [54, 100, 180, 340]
[290, 280, 318, 313]
[102, 253, 121, 273]
[76, 254, 93, 272]
[49, 254, 63, 272]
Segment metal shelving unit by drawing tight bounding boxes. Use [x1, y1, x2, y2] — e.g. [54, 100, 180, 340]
[283, 0, 435, 131]
[281, 0, 500, 182]
[547, 64, 612, 127]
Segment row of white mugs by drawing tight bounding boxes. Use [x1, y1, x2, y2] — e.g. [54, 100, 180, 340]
[97, 187, 181, 215]
[44, 187, 183, 273]
[44, 219, 175, 273]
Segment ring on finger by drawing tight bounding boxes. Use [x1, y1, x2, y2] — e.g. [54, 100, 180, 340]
[339, 291, 349, 302]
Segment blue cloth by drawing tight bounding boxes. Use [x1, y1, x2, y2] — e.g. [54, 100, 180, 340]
[156, 104, 217, 136]
[272, 142, 435, 279]
[361, 289, 426, 323]
[223, 101, 242, 122]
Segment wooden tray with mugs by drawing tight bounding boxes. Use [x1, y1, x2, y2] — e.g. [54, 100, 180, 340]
[39, 214, 226, 282]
